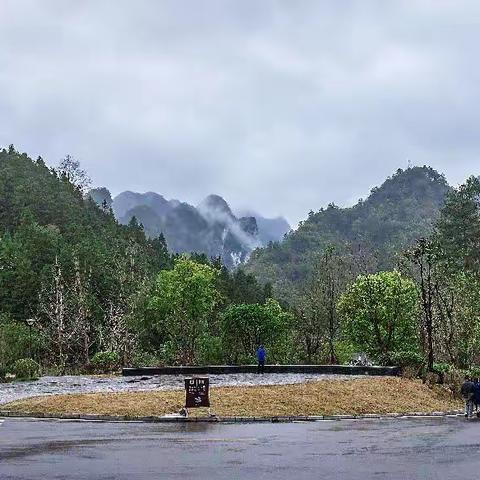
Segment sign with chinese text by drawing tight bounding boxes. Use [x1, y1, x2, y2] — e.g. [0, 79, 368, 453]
[184, 377, 210, 408]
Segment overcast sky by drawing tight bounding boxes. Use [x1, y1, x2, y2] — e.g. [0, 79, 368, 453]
[1, 1, 480, 225]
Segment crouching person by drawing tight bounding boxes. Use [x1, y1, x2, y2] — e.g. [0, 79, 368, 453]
[461, 376, 475, 418]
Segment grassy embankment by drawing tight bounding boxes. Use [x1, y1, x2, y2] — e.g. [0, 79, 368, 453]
[1, 377, 462, 417]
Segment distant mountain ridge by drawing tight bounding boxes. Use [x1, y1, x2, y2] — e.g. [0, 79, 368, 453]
[112, 191, 174, 220]
[236, 209, 291, 245]
[88, 189, 290, 268]
[245, 166, 451, 297]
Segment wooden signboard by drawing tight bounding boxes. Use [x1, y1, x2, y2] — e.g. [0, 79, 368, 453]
[184, 377, 210, 408]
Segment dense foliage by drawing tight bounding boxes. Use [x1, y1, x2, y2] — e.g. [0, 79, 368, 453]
[400, 176, 480, 370]
[246, 166, 480, 371]
[2, 146, 480, 375]
[146, 258, 221, 364]
[338, 271, 419, 363]
[246, 167, 450, 300]
[222, 299, 293, 364]
[0, 147, 283, 373]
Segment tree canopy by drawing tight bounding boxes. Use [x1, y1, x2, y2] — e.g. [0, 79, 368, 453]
[338, 271, 419, 363]
[3, 147, 480, 375]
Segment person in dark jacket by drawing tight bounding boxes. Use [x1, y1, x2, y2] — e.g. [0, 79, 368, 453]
[256, 345, 266, 374]
[461, 376, 475, 418]
[473, 378, 480, 416]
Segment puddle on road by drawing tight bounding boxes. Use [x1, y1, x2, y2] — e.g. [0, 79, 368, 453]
[0, 438, 115, 461]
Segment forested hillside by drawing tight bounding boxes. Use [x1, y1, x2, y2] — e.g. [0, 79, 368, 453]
[0, 147, 280, 372]
[246, 167, 450, 298]
[0, 147, 173, 369]
[3, 149, 480, 375]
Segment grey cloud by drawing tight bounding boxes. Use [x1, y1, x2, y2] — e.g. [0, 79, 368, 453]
[1, 0, 480, 225]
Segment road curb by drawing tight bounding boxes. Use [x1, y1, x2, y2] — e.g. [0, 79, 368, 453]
[0, 410, 464, 423]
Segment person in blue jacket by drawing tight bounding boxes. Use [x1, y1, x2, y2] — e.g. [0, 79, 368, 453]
[256, 345, 266, 374]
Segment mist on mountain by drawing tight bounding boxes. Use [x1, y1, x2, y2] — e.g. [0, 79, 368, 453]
[88, 190, 290, 269]
[236, 209, 291, 245]
[87, 187, 112, 209]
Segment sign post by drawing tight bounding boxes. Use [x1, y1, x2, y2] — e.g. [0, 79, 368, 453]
[184, 377, 210, 416]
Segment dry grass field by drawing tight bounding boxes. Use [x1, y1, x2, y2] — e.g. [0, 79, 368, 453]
[2, 377, 462, 418]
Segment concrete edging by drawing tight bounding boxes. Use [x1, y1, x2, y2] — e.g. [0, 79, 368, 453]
[0, 410, 463, 424]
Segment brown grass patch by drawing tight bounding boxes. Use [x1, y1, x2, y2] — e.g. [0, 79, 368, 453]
[1, 377, 461, 417]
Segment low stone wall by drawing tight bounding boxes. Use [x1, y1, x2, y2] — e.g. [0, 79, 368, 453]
[122, 365, 401, 376]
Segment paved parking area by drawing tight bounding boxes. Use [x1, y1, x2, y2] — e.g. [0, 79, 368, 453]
[1, 416, 479, 479]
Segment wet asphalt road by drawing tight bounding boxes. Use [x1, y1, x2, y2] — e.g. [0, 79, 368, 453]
[1, 416, 479, 479]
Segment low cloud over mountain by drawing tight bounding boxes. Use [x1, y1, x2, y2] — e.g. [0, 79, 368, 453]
[89, 189, 290, 269]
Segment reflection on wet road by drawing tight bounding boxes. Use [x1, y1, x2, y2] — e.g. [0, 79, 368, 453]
[1, 416, 479, 479]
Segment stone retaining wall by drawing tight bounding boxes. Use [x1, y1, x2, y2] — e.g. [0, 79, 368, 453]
[122, 365, 401, 376]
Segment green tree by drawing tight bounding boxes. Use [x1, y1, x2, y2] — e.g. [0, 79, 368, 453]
[436, 176, 480, 274]
[222, 299, 292, 364]
[150, 233, 172, 270]
[148, 257, 220, 364]
[296, 246, 351, 364]
[435, 271, 480, 368]
[0, 316, 42, 369]
[0, 148, 170, 370]
[403, 238, 439, 371]
[0, 214, 60, 319]
[57, 154, 91, 193]
[338, 271, 419, 363]
[403, 178, 480, 369]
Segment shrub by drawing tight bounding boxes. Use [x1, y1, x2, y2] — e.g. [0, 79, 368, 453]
[433, 362, 453, 374]
[268, 334, 298, 364]
[391, 351, 424, 368]
[443, 368, 465, 396]
[159, 341, 178, 365]
[425, 363, 458, 386]
[0, 364, 8, 382]
[90, 351, 120, 373]
[389, 351, 424, 378]
[0, 319, 42, 367]
[468, 365, 480, 380]
[423, 371, 441, 386]
[222, 299, 292, 364]
[236, 353, 256, 365]
[335, 341, 359, 365]
[10, 358, 41, 380]
[196, 335, 224, 365]
[130, 351, 159, 368]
